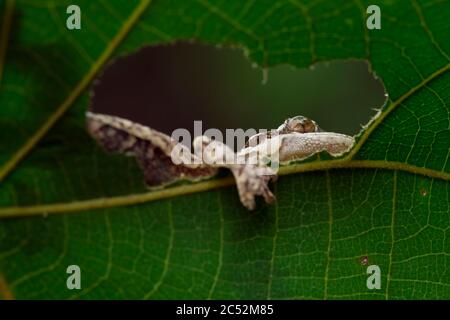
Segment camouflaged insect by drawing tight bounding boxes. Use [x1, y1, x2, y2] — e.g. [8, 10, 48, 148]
[86, 113, 354, 210]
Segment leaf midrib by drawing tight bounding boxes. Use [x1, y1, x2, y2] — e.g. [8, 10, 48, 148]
[0, 159, 448, 219]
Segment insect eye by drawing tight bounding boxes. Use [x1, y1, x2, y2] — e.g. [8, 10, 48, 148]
[302, 119, 319, 133]
[290, 120, 306, 133]
[280, 116, 321, 134]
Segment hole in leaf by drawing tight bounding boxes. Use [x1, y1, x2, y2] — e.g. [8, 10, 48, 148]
[90, 42, 386, 139]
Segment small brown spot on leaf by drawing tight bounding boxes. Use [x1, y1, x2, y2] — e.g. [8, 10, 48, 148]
[359, 256, 369, 266]
[420, 189, 427, 197]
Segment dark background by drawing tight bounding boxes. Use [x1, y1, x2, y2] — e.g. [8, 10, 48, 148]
[91, 42, 386, 138]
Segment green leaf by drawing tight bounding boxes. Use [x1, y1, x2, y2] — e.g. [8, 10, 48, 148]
[0, 0, 449, 299]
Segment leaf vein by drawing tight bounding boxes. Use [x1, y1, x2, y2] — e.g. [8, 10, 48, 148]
[0, 0, 152, 183]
